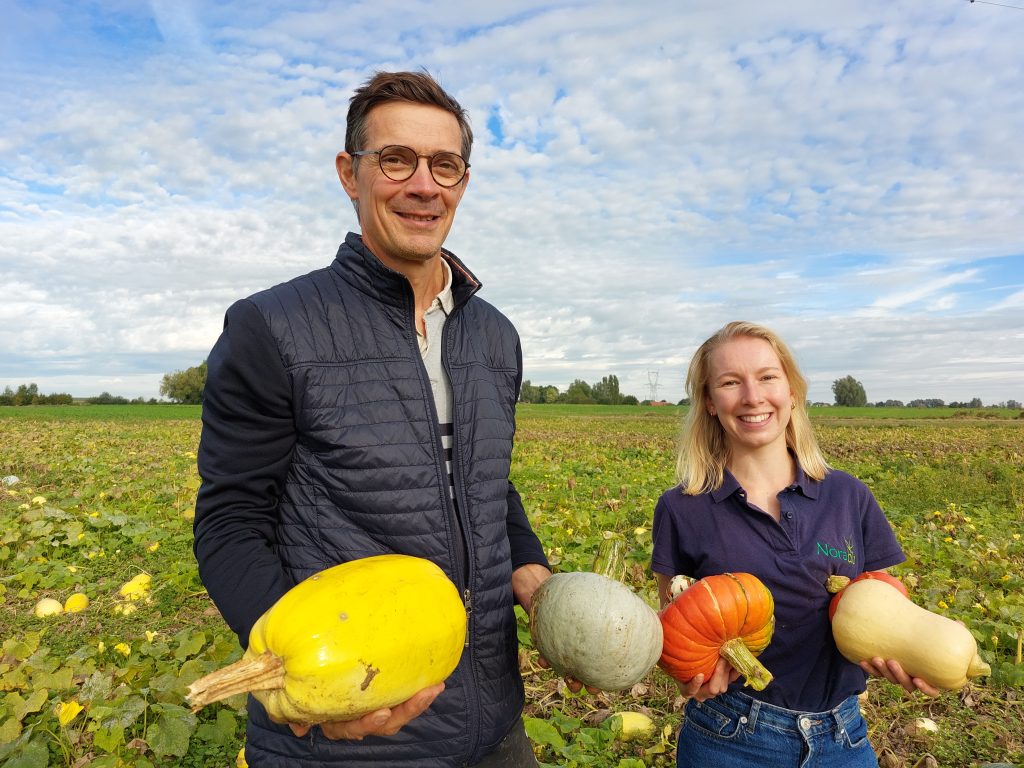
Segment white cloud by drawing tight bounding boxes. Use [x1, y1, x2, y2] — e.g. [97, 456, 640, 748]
[1, 0, 1022, 403]
[871, 270, 980, 311]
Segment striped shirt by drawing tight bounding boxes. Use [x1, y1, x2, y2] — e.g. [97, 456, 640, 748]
[417, 259, 456, 496]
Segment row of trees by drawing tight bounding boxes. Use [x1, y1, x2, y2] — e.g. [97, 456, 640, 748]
[0, 360, 208, 408]
[860, 398, 1020, 409]
[0, 384, 160, 406]
[0, 384, 73, 406]
[829, 376, 1019, 409]
[3, 368, 1019, 410]
[520, 375, 641, 405]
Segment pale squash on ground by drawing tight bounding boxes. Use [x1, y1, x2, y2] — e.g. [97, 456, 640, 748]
[187, 554, 466, 724]
[33, 597, 64, 617]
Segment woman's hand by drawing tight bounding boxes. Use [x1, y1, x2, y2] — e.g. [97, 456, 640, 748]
[676, 657, 739, 702]
[281, 682, 445, 740]
[860, 658, 940, 698]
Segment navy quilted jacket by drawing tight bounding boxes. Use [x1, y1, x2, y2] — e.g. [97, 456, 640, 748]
[194, 233, 548, 766]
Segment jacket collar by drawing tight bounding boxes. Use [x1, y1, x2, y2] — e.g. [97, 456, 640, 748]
[332, 232, 481, 309]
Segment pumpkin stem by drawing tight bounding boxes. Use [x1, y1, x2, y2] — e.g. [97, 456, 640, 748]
[825, 575, 851, 594]
[591, 536, 626, 582]
[186, 651, 286, 712]
[718, 638, 774, 691]
[967, 653, 991, 680]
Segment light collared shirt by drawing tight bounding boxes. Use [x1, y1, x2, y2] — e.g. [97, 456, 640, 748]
[416, 258, 454, 355]
[418, 257, 456, 500]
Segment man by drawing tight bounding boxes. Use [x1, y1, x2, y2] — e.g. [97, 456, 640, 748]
[194, 70, 551, 767]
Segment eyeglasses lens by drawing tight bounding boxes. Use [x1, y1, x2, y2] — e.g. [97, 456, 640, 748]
[378, 146, 465, 186]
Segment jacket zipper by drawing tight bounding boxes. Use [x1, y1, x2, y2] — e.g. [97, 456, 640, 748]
[438, 305, 482, 763]
[406, 271, 482, 763]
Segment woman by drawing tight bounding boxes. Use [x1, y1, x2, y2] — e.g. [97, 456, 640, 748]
[651, 321, 937, 768]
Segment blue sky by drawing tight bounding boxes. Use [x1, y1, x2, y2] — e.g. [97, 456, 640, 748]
[1, 0, 1022, 404]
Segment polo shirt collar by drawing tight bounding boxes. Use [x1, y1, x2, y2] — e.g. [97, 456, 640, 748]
[790, 464, 820, 499]
[432, 258, 455, 315]
[711, 459, 821, 503]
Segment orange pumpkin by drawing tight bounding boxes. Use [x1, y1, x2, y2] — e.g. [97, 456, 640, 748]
[658, 572, 775, 691]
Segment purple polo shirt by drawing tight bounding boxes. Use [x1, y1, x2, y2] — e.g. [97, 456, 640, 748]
[651, 465, 904, 712]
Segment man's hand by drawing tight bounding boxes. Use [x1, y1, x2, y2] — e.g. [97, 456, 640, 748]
[283, 683, 445, 741]
[511, 562, 551, 613]
[860, 658, 940, 697]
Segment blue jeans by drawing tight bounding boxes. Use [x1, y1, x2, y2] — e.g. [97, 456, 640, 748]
[677, 690, 878, 768]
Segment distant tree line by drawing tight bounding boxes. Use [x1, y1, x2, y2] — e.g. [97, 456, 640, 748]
[828, 375, 1019, 409]
[864, 398, 1020, 409]
[520, 375, 641, 405]
[88, 392, 159, 405]
[3, 369, 1019, 410]
[0, 383, 72, 406]
[0, 383, 161, 406]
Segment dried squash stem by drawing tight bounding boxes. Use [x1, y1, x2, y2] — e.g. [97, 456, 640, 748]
[825, 575, 851, 594]
[719, 638, 774, 691]
[187, 651, 286, 712]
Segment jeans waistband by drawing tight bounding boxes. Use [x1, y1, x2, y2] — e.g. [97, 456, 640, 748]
[710, 690, 862, 738]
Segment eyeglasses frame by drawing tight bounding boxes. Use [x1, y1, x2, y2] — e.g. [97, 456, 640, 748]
[350, 145, 470, 188]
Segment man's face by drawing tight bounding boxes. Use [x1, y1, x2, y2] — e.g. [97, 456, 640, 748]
[337, 102, 468, 271]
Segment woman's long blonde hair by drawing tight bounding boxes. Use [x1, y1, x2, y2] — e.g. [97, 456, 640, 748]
[676, 321, 829, 494]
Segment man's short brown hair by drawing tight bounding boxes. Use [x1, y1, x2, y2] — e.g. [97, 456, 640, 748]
[346, 70, 473, 161]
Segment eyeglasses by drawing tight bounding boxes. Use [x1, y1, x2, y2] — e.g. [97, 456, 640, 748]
[351, 145, 469, 187]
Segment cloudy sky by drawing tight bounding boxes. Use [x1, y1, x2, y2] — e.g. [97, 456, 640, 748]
[2, 0, 1022, 405]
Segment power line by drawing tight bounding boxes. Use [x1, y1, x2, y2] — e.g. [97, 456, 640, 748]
[969, 0, 1024, 10]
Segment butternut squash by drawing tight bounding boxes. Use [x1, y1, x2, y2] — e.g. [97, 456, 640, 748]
[829, 578, 990, 690]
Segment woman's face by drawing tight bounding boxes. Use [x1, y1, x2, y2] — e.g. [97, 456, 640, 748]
[705, 335, 794, 456]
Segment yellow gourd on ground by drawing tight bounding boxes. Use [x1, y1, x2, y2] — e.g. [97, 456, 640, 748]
[187, 555, 466, 724]
[64, 592, 90, 612]
[33, 598, 64, 617]
[609, 711, 655, 742]
[829, 578, 990, 690]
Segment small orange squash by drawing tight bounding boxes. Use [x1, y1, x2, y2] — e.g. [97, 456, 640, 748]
[658, 572, 775, 691]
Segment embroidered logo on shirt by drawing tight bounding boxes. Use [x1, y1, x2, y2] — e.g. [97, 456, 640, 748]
[815, 538, 857, 564]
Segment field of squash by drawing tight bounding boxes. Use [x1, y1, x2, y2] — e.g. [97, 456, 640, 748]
[0, 404, 1021, 767]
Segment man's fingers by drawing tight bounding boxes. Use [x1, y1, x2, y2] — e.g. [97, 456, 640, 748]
[318, 709, 391, 741]
[376, 683, 445, 736]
